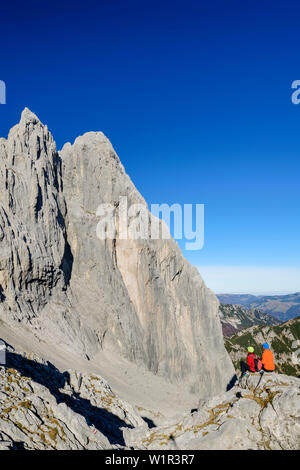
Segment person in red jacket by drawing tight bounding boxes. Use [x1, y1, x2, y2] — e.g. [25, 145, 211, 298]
[240, 346, 258, 378]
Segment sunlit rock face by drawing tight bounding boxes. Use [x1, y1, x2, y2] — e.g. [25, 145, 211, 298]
[0, 109, 234, 397]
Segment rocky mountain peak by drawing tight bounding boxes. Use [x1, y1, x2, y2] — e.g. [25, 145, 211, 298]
[0, 108, 234, 398]
[20, 107, 40, 124]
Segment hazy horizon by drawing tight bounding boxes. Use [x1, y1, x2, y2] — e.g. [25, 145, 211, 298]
[215, 291, 298, 296]
[198, 266, 300, 296]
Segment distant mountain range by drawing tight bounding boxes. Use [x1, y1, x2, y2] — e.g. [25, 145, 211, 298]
[217, 293, 300, 322]
[219, 303, 280, 337]
[224, 316, 300, 377]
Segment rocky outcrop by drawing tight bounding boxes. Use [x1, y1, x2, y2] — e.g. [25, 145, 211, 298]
[0, 348, 146, 449]
[124, 373, 300, 450]
[0, 108, 234, 397]
[1, 347, 299, 450]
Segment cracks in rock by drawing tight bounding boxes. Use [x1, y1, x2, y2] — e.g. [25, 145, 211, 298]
[112, 238, 118, 269]
[171, 268, 183, 282]
[0, 285, 6, 302]
[98, 330, 107, 350]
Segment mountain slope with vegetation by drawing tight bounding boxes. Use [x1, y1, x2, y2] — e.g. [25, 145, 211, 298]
[224, 317, 300, 377]
[219, 304, 280, 337]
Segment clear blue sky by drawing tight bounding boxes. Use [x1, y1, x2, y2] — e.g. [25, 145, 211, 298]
[1, 0, 300, 293]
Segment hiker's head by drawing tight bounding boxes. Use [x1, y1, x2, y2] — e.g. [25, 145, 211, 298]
[262, 343, 270, 349]
[247, 346, 254, 353]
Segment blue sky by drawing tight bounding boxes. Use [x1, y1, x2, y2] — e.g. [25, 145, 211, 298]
[0, 0, 300, 293]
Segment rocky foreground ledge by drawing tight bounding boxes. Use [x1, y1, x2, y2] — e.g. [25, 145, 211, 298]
[0, 348, 146, 450]
[127, 373, 300, 450]
[0, 347, 299, 450]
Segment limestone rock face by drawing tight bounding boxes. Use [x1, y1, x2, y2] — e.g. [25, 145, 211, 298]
[0, 109, 234, 397]
[0, 109, 68, 321]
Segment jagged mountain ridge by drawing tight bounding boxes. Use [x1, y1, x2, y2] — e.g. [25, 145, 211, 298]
[218, 293, 300, 321]
[0, 108, 234, 397]
[219, 303, 280, 337]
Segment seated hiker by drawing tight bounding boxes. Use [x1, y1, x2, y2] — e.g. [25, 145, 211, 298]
[240, 346, 259, 378]
[261, 342, 275, 372]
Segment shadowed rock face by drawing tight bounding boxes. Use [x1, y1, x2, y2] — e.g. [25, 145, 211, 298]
[0, 108, 234, 397]
[0, 349, 145, 449]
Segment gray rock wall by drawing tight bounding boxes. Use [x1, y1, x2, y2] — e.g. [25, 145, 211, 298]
[0, 108, 234, 397]
[0, 108, 67, 321]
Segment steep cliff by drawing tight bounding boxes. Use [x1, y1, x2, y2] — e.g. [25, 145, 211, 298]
[0, 108, 234, 397]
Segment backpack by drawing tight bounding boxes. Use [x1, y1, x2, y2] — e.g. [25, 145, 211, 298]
[254, 357, 263, 372]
